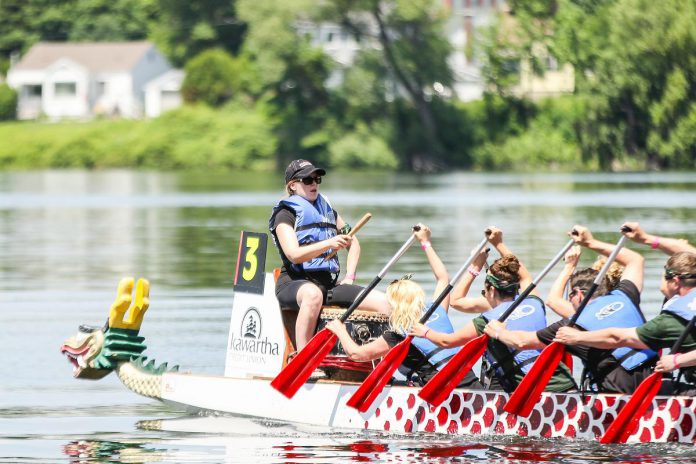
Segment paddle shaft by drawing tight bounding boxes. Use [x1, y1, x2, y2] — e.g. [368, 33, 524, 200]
[567, 235, 628, 327]
[338, 233, 418, 323]
[324, 213, 372, 261]
[417, 237, 489, 324]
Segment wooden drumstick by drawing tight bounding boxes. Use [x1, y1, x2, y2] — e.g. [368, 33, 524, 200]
[323, 212, 372, 261]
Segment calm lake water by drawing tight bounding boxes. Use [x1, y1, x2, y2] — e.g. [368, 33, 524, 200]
[2, 169, 696, 463]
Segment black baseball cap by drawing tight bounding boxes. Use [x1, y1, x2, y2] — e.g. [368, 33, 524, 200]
[284, 159, 326, 184]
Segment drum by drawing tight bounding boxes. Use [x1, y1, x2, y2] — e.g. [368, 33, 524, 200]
[315, 307, 390, 381]
[316, 307, 390, 355]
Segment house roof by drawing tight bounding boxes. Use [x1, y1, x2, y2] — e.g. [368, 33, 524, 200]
[12, 41, 156, 72]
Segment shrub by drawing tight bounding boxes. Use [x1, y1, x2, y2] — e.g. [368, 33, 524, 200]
[0, 84, 17, 121]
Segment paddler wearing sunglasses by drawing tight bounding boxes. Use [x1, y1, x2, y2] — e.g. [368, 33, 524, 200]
[269, 159, 390, 351]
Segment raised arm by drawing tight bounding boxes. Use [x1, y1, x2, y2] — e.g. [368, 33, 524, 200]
[413, 224, 451, 308]
[622, 221, 696, 255]
[449, 246, 491, 313]
[487, 226, 535, 294]
[546, 245, 581, 318]
[570, 225, 644, 292]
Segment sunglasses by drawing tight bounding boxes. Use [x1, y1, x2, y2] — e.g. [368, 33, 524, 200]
[664, 266, 677, 280]
[298, 176, 322, 185]
[390, 273, 414, 285]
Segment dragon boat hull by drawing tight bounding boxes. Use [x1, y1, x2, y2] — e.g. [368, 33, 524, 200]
[61, 232, 696, 444]
[157, 371, 696, 443]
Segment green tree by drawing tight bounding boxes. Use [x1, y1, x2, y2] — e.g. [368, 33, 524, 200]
[0, 84, 18, 120]
[150, 0, 246, 67]
[181, 48, 255, 106]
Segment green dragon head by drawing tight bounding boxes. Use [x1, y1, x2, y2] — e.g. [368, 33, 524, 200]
[61, 278, 150, 379]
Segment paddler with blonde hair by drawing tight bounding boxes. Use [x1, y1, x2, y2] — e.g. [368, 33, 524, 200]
[327, 224, 482, 388]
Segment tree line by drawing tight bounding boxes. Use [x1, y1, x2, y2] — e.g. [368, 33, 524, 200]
[0, 0, 694, 171]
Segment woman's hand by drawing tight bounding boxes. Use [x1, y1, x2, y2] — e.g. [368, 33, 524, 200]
[326, 319, 348, 336]
[569, 225, 593, 246]
[554, 326, 584, 345]
[414, 223, 432, 243]
[486, 226, 503, 247]
[483, 320, 506, 340]
[328, 234, 352, 251]
[409, 322, 430, 338]
[564, 245, 582, 267]
[621, 221, 645, 242]
[655, 354, 678, 373]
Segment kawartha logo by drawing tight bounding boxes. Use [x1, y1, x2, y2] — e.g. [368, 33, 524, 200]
[229, 307, 279, 355]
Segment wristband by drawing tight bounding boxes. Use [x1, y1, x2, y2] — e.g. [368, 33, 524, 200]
[468, 266, 480, 277]
[675, 353, 681, 369]
[423, 328, 431, 339]
[421, 241, 432, 250]
[651, 237, 660, 250]
[345, 273, 356, 281]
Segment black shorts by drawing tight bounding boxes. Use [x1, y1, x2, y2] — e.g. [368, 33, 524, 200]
[275, 279, 364, 311]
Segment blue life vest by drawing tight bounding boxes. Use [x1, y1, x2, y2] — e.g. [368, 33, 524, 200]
[481, 297, 546, 379]
[269, 194, 340, 274]
[575, 290, 657, 371]
[408, 304, 460, 374]
[661, 289, 696, 321]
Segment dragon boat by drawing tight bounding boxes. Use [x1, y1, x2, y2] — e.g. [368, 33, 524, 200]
[61, 231, 696, 443]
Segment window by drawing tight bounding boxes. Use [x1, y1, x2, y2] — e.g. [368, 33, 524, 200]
[96, 81, 107, 97]
[54, 82, 77, 97]
[327, 32, 334, 42]
[24, 85, 42, 98]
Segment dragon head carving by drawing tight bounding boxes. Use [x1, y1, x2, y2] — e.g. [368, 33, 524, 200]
[61, 277, 150, 379]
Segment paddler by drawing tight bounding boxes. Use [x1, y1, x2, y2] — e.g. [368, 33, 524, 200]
[326, 224, 483, 389]
[487, 225, 657, 394]
[411, 227, 577, 393]
[555, 225, 696, 395]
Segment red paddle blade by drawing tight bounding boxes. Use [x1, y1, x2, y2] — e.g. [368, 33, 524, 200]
[504, 341, 566, 417]
[270, 329, 337, 399]
[600, 372, 662, 444]
[346, 337, 413, 413]
[419, 334, 489, 406]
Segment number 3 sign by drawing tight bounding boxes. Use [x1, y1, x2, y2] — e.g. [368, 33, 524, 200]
[234, 231, 268, 294]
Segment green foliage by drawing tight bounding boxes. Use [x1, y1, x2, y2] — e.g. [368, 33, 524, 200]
[181, 49, 255, 107]
[328, 123, 398, 169]
[149, 0, 246, 66]
[0, 84, 17, 121]
[0, 104, 276, 169]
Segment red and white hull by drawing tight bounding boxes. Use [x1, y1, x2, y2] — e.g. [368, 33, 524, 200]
[160, 372, 696, 443]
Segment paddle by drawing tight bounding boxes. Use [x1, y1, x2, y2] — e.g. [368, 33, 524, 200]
[600, 315, 696, 444]
[346, 235, 490, 413]
[419, 238, 576, 407]
[324, 212, 372, 261]
[270, 227, 419, 399]
[504, 233, 629, 417]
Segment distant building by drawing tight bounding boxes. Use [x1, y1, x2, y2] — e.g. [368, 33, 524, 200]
[7, 41, 182, 120]
[299, 0, 573, 102]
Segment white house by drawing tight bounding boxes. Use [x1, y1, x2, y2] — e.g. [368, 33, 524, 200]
[7, 41, 181, 120]
[143, 69, 184, 118]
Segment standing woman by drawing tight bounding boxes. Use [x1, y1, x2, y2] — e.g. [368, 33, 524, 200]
[326, 224, 482, 389]
[269, 159, 390, 351]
